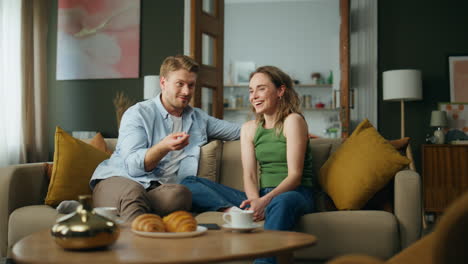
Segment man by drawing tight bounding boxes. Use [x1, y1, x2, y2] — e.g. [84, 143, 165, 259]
[90, 55, 240, 221]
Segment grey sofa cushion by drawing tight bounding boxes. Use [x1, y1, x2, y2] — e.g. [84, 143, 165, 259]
[295, 210, 399, 259]
[8, 205, 61, 256]
[309, 142, 332, 175]
[196, 210, 399, 259]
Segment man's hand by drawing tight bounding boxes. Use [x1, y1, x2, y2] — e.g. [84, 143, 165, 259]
[240, 196, 270, 221]
[143, 132, 190, 172]
[161, 132, 190, 151]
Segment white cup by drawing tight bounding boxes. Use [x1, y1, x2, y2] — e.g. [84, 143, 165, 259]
[94, 207, 118, 221]
[223, 210, 254, 228]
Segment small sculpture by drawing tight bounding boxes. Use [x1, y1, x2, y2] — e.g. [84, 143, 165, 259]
[311, 72, 322, 85]
[51, 195, 120, 250]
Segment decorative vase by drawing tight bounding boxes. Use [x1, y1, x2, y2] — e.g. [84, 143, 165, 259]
[50, 195, 120, 250]
[327, 70, 333, 84]
[433, 127, 445, 144]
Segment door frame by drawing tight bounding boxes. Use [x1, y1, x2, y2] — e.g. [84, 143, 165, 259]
[184, 0, 350, 137]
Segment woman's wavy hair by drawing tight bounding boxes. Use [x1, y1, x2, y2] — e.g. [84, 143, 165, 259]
[249, 66, 302, 134]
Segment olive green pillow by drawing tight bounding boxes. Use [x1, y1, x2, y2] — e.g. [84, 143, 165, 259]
[319, 119, 410, 210]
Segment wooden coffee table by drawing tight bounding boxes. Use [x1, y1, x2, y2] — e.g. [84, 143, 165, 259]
[12, 226, 316, 264]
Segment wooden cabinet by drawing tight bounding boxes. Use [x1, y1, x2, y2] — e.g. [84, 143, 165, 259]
[422, 144, 468, 213]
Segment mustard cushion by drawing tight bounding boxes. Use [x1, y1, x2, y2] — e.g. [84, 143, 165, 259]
[44, 132, 111, 180]
[45, 127, 110, 207]
[319, 119, 410, 210]
[197, 140, 223, 182]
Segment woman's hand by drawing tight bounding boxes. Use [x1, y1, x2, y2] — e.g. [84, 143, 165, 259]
[240, 196, 270, 221]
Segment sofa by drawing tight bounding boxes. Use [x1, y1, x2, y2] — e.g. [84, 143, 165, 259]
[0, 138, 422, 262]
[327, 190, 468, 264]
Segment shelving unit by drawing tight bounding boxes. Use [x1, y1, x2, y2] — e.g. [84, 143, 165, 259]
[224, 107, 250, 111]
[224, 84, 332, 88]
[224, 107, 339, 111]
[223, 83, 340, 137]
[295, 84, 332, 88]
[303, 108, 339, 111]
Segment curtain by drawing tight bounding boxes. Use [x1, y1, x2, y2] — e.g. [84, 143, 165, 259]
[0, 0, 23, 166]
[0, 0, 48, 166]
[350, 0, 378, 130]
[21, 0, 49, 162]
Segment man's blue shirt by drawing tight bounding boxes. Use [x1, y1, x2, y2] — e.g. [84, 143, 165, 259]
[90, 95, 240, 189]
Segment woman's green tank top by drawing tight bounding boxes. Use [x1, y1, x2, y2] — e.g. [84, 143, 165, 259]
[253, 123, 315, 188]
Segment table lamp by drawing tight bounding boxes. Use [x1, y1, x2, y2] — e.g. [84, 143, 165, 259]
[383, 69, 423, 138]
[144, 75, 160, 99]
[430, 110, 448, 144]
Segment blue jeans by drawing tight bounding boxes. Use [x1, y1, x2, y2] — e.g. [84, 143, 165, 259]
[180, 176, 316, 264]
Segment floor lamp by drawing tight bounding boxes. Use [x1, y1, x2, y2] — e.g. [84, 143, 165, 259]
[144, 75, 161, 100]
[383, 69, 423, 171]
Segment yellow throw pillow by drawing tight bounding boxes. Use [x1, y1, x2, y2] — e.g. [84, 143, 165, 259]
[319, 119, 410, 210]
[44, 132, 111, 180]
[45, 127, 111, 207]
[197, 140, 223, 182]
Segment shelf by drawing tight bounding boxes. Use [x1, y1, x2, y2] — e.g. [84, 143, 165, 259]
[224, 84, 332, 88]
[224, 107, 250, 111]
[296, 84, 332, 88]
[224, 85, 248, 88]
[303, 108, 339, 111]
[224, 107, 338, 112]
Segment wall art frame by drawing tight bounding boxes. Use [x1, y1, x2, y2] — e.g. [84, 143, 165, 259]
[448, 55, 468, 102]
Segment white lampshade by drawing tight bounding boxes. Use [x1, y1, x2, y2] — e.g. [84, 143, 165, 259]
[430, 110, 448, 127]
[144, 75, 160, 99]
[383, 69, 422, 101]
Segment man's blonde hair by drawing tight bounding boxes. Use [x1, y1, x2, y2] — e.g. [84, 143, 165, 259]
[160, 55, 199, 78]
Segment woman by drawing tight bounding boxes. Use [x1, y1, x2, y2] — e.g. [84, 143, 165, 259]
[181, 66, 315, 263]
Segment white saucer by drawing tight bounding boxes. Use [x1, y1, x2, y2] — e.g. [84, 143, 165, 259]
[222, 223, 262, 233]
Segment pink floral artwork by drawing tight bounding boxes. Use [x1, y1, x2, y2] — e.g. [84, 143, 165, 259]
[56, 0, 140, 80]
[449, 55, 468, 102]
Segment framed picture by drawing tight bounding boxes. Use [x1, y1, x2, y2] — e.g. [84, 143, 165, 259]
[448, 55, 468, 102]
[438, 102, 468, 135]
[56, 0, 141, 80]
[233, 61, 256, 85]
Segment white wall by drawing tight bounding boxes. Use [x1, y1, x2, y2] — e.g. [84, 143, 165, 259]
[224, 0, 339, 85]
[224, 0, 341, 137]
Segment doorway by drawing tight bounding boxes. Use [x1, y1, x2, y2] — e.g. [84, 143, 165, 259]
[184, 0, 357, 138]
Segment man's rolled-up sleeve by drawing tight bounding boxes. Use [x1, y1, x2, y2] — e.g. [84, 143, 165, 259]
[207, 115, 241, 141]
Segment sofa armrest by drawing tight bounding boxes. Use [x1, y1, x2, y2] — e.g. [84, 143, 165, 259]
[0, 163, 49, 257]
[394, 169, 422, 249]
[326, 254, 384, 264]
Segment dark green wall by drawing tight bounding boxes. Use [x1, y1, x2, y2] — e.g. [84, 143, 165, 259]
[47, 0, 184, 158]
[378, 0, 468, 171]
[46, 0, 468, 170]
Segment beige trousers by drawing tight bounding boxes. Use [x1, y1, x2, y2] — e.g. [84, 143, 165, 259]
[93, 176, 192, 222]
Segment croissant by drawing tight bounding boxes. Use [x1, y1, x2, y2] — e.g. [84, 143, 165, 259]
[131, 214, 165, 232]
[163, 211, 197, 232]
